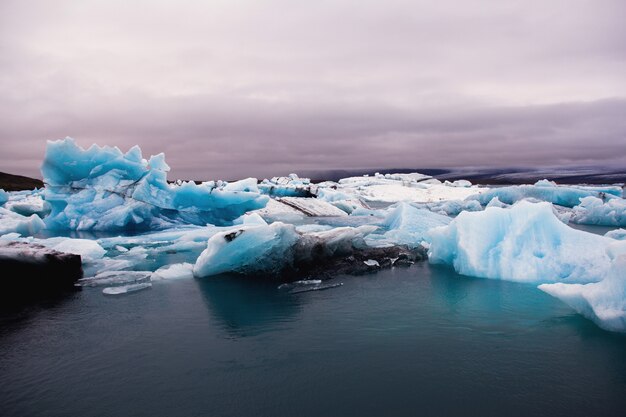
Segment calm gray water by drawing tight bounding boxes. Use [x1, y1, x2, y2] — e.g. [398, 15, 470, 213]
[1, 263, 626, 417]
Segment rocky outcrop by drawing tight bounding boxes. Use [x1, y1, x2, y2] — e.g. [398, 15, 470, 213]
[0, 241, 83, 297]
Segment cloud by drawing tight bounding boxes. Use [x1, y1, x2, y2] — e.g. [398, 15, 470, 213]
[0, 0, 625, 179]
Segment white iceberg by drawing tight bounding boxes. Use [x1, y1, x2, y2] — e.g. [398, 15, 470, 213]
[0, 207, 46, 236]
[151, 263, 194, 280]
[570, 196, 626, 226]
[539, 242, 626, 332]
[379, 203, 451, 247]
[2, 189, 50, 217]
[258, 174, 313, 197]
[428, 201, 612, 284]
[102, 282, 152, 295]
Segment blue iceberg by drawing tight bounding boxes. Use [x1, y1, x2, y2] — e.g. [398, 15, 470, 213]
[468, 180, 621, 208]
[41, 138, 268, 231]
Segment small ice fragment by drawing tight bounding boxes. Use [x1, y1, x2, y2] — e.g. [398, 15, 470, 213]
[115, 245, 129, 252]
[151, 263, 194, 280]
[102, 282, 152, 295]
[289, 282, 343, 294]
[77, 271, 152, 287]
[363, 259, 380, 267]
[277, 279, 322, 290]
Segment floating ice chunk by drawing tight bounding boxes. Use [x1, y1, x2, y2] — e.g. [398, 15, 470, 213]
[3, 190, 50, 217]
[539, 243, 626, 332]
[421, 199, 482, 216]
[486, 197, 507, 208]
[51, 238, 106, 259]
[428, 201, 612, 283]
[42, 138, 268, 231]
[151, 263, 194, 280]
[102, 282, 152, 295]
[381, 203, 451, 247]
[193, 223, 379, 278]
[78, 271, 152, 287]
[317, 188, 355, 203]
[570, 196, 626, 226]
[193, 222, 300, 277]
[233, 212, 268, 226]
[606, 229, 626, 240]
[252, 198, 305, 223]
[277, 279, 322, 290]
[363, 259, 380, 267]
[444, 180, 472, 187]
[468, 183, 618, 208]
[534, 179, 558, 187]
[0, 207, 45, 236]
[288, 282, 343, 294]
[259, 174, 313, 197]
[278, 197, 348, 217]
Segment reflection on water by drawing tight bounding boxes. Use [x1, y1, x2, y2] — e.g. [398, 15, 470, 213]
[195, 275, 304, 336]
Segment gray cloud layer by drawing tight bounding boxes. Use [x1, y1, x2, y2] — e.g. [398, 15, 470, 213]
[1, 0, 625, 180]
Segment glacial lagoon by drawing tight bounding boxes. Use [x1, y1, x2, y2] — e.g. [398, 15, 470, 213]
[2, 262, 626, 417]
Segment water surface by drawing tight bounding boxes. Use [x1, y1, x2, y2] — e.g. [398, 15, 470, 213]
[1, 264, 625, 417]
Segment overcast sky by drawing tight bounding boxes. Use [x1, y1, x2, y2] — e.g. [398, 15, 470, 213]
[1, 0, 625, 180]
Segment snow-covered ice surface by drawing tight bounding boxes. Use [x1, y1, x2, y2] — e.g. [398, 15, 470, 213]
[321, 173, 485, 204]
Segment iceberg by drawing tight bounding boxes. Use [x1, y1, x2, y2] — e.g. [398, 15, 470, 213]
[570, 196, 626, 226]
[323, 172, 485, 204]
[102, 282, 152, 295]
[151, 262, 194, 280]
[77, 270, 152, 287]
[193, 222, 300, 277]
[0, 189, 7, 206]
[2, 189, 50, 217]
[605, 229, 626, 240]
[41, 138, 268, 231]
[468, 180, 620, 208]
[0, 207, 46, 236]
[428, 201, 612, 283]
[378, 203, 451, 247]
[192, 221, 414, 278]
[49, 238, 107, 260]
[416, 199, 483, 216]
[539, 242, 626, 332]
[258, 174, 313, 197]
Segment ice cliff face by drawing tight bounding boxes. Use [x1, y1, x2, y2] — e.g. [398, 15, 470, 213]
[41, 138, 268, 231]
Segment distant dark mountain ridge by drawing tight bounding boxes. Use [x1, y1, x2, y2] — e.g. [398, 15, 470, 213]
[304, 167, 626, 185]
[0, 172, 44, 191]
